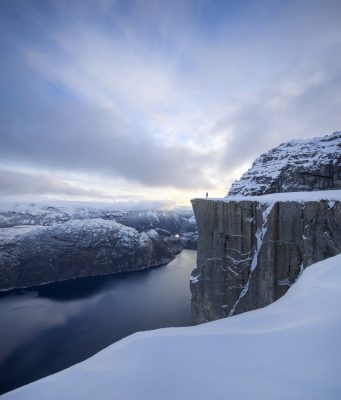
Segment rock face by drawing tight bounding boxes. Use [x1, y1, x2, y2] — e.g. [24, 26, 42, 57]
[0, 219, 183, 290]
[190, 193, 341, 324]
[228, 131, 341, 196]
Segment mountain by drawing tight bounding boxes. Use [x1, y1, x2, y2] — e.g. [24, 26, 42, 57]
[0, 202, 196, 233]
[228, 131, 341, 196]
[0, 202, 197, 290]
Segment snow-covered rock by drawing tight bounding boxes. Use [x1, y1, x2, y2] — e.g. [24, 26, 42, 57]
[3, 254, 341, 400]
[0, 202, 197, 290]
[0, 219, 182, 290]
[228, 131, 341, 196]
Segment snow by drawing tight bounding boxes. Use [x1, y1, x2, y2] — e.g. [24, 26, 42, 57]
[328, 200, 336, 208]
[0, 219, 139, 247]
[138, 231, 152, 246]
[3, 254, 341, 400]
[141, 210, 160, 221]
[0, 225, 45, 243]
[194, 189, 341, 204]
[188, 215, 196, 224]
[146, 229, 160, 239]
[0, 200, 122, 216]
[190, 274, 200, 284]
[228, 202, 274, 316]
[0, 201, 195, 229]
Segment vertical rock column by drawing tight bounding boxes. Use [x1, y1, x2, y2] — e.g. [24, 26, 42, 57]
[190, 198, 341, 325]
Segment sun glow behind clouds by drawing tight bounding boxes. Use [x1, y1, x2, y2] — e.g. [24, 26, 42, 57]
[0, 0, 341, 206]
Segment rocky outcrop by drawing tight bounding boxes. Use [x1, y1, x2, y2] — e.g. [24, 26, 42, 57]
[190, 192, 341, 324]
[228, 131, 341, 196]
[0, 219, 183, 290]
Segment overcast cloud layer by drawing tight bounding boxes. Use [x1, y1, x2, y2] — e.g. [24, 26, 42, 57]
[1, 0, 341, 206]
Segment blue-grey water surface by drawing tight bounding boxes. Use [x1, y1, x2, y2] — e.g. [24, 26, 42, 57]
[0, 250, 196, 394]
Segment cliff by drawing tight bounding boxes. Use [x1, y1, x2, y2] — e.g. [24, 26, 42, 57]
[191, 191, 341, 324]
[229, 131, 341, 196]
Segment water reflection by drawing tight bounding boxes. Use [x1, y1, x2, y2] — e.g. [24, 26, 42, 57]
[0, 250, 196, 394]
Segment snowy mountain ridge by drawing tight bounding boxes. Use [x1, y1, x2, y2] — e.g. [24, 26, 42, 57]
[0, 201, 195, 232]
[228, 131, 341, 196]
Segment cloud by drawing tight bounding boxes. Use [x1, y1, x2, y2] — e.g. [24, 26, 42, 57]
[0, 3, 217, 191]
[0, 96, 215, 189]
[0, 169, 109, 198]
[0, 0, 341, 201]
[0, 169, 181, 209]
[217, 43, 341, 172]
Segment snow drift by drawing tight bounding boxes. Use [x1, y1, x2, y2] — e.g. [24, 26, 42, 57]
[3, 254, 341, 400]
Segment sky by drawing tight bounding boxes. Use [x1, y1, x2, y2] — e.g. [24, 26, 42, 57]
[0, 0, 341, 209]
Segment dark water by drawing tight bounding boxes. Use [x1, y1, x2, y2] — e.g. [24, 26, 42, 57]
[0, 250, 196, 395]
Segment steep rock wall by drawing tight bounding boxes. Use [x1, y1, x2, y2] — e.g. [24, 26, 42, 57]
[190, 195, 341, 324]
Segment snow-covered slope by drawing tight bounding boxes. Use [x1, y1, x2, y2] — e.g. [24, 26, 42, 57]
[228, 131, 341, 196]
[4, 254, 341, 400]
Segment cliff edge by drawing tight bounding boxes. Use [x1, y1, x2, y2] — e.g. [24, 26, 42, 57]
[191, 131, 341, 324]
[191, 191, 341, 324]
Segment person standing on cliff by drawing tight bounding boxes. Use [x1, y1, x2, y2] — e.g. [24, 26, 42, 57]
[206, 192, 208, 198]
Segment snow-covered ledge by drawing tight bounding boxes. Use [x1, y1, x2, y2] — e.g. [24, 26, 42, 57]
[195, 189, 341, 203]
[3, 254, 341, 400]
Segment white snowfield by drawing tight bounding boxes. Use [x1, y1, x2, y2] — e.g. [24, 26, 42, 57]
[3, 254, 341, 400]
[195, 189, 341, 203]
